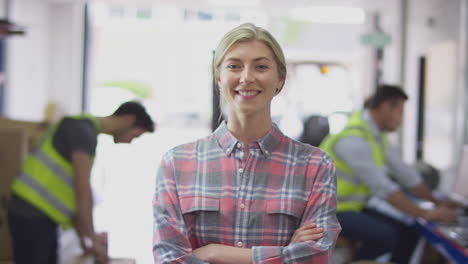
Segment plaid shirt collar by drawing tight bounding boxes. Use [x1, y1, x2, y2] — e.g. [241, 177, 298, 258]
[214, 121, 283, 158]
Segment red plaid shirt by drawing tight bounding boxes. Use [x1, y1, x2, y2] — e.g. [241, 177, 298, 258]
[153, 122, 341, 263]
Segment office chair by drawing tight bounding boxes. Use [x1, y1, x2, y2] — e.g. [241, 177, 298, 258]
[415, 160, 440, 190]
[299, 115, 330, 147]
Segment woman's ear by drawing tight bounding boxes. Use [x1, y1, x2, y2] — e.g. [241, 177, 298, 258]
[276, 78, 285, 94]
[216, 75, 224, 93]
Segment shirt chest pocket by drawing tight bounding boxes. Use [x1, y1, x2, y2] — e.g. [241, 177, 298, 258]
[180, 196, 220, 214]
[180, 196, 221, 234]
[263, 199, 307, 244]
[266, 199, 306, 217]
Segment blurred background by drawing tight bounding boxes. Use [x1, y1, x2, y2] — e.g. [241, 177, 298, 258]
[0, 0, 467, 263]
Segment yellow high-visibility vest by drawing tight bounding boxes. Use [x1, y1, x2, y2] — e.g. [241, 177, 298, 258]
[11, 115, 99, 228]
[320, 112, 387, 212]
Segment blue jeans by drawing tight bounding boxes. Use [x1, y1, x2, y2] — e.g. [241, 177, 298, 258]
[337, 208, 420, 264]
[7, 199, 58, 264]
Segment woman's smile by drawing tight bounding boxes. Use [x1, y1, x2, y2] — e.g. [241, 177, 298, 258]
[235, 89, 262, 99]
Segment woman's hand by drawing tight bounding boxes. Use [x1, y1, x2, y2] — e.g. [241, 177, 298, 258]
[193, 244, 252, 264]
[289, 223, 324, 244]
[193, 244, 218, 262]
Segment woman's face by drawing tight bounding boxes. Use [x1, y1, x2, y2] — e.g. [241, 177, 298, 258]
[217, 39, 284, 118]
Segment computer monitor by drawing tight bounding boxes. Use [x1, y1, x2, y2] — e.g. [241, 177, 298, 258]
[450, 145, 468, 207]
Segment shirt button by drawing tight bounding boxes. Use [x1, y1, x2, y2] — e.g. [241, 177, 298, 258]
[236, 142, 242, 149]
[236, 241, 243, 247]
[264, 150, 269, 155]
[240, 203, 245, 209]
[238, 168, 244, 174]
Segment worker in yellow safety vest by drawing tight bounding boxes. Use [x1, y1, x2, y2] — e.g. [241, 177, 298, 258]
[7, 101, 155, 264]
[320, 85, 456, 263]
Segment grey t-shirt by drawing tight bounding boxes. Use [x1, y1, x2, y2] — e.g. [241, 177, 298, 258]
[53, 117, 98, 160]
[9, 117, 98, 218]
[333, 110, 422, 200]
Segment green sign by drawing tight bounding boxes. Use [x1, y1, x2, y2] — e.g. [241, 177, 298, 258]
[361, 32, 391, 48]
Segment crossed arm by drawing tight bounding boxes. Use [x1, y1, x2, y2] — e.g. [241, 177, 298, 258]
[192, 223, 325, 263]
[153, 155, 341, 264]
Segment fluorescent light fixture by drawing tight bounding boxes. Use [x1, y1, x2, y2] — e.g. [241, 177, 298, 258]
[208, 0, 261, 8]
[289, 6, 365, 24]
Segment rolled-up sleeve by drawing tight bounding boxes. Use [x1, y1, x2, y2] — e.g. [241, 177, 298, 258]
[152, 152, 207, 264]
[251, 154, 341, 263]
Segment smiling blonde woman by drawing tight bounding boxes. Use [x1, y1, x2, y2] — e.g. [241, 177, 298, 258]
[152, 23, 341, 264]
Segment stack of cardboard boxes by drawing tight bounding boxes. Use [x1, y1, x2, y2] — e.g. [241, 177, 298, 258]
[0, 118, 49, 264]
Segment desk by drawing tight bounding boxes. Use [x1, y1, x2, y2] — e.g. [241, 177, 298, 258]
[414, 218, 468, 264]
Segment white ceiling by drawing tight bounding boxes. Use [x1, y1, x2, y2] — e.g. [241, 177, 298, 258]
[44, 0, 398, 12]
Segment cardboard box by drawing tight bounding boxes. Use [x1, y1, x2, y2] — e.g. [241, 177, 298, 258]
[0, 118, 49, 194]
[0, 118, 48, 262]
[0, 118, 49, 151]
[73, 256, 136, 264]
[0, 128, 28, 261]
[0, 128, 28, 195]
[0, 209, 13, 261]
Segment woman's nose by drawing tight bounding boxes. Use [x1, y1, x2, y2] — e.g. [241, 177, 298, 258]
[240, 66, 254, 84]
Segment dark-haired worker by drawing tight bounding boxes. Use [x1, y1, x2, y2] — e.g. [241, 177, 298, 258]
[320, 85, 457, 263]
[7, 101, 155, 264]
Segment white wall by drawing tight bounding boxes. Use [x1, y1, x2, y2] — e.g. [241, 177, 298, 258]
[402, 0, 463, 191]
[378, 1, 402, 85]
[268, 1, 401, 111]
[0, 0, 6, 18]
[5, 0, 85, 122]
[48, 3, 85, 119]
[5, 0, 49, 121]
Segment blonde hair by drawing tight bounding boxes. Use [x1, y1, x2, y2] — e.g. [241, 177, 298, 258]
[213, 23, 287, 92]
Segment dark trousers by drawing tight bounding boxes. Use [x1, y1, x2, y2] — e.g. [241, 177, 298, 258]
[7, 207, 58, 264]
[337, 208, 420, 264]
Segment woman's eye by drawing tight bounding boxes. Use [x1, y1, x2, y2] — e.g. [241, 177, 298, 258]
[257, 64, 269, 70]
[227, 64, 240, 69]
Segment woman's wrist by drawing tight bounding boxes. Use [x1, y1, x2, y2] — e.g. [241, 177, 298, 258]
[194, 244, 219, 262]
